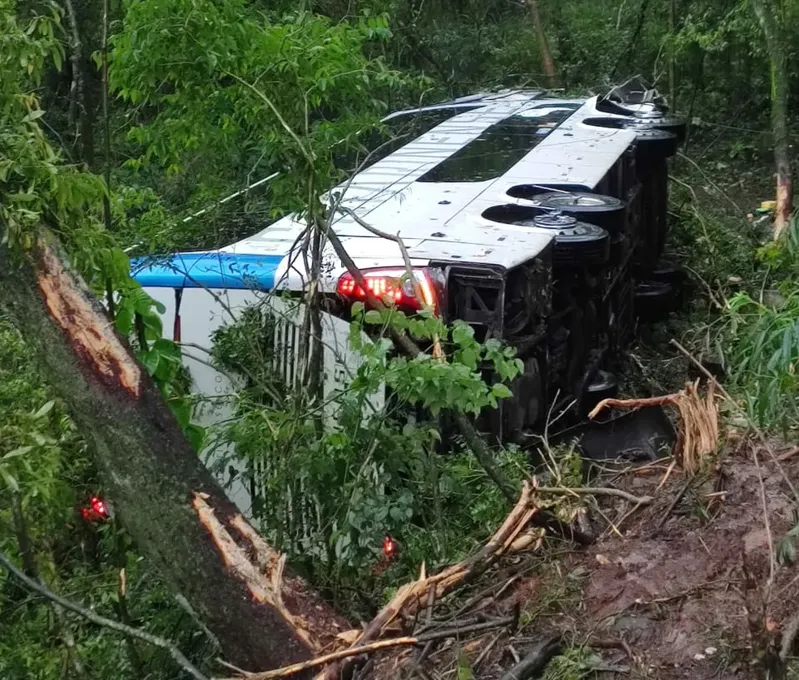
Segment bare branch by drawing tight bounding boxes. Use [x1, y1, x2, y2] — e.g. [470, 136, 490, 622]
[533, 485, 653, 505]
[0, 551, 209, 680]
[223, 614, 516, 679]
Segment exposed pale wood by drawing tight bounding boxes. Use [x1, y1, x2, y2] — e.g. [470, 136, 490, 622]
[0, 231, 346, 671]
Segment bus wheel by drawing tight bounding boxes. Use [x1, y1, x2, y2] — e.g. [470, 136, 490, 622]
[634, 280, 676, 321]
[504, 356, 543, 438]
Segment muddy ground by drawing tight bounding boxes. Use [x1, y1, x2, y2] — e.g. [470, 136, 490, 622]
[369, 431, 799, 680]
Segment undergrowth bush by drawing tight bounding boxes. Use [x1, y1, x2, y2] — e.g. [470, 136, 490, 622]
[721, 217, 799, 433]
[0, 316, 215, 679]
[212, 299, 527, 616]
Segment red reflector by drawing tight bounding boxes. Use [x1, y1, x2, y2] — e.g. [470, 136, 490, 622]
[337, 268, 437, 313]
[383, 534, 398, 559]
[81, 496, 110, 523]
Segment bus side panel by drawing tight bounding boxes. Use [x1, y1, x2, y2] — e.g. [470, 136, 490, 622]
[142, 286, 257, 515]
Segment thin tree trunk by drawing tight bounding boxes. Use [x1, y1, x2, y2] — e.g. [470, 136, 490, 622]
[0, 232, 348, 673]
[101, 0, 113, 232]
[751, 0, 792, 238]
[526, 0, 558, 87]
[63, 0, 94, 167]
[611, 0, 651, 81]
[668, 0, 676, 110]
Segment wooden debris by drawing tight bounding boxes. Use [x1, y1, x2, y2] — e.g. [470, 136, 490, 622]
[311, 482, 542, 680]
[588, 380, 720, 474]
[225, 616, 517, 680]
[497, 634, 562, 680]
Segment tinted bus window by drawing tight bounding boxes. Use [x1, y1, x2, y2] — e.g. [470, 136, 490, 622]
[416, 104, 579, 183]
[350, 106, 482, 172]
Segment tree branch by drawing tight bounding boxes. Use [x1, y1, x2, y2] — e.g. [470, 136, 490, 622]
[533, 486, 653, 505]
[0, 551, 209, 680]
[224, 615, 516, 679]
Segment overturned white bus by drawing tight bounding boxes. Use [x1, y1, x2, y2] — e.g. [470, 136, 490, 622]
[132, 80, 686, 511]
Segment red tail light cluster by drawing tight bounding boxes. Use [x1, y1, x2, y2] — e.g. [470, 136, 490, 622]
[337, 268, 437, 313]
[80, 496, 110, 523]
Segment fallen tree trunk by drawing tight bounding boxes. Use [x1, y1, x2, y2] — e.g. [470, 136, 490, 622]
[0, 233, 348, 673]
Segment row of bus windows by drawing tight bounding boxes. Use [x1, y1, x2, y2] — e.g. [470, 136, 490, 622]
[349, 101, 580, 184]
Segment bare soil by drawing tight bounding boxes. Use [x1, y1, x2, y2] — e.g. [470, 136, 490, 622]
[382, 437, 799, 680]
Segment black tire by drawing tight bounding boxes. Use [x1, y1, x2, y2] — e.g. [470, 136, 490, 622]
[631, 127, 679, 160]
[634, 280, 676, 321]
[650, 259, 685, 286]
[582, 117, 679, 158]
[482, 208, 612, 268]
[582, 369, 619, 416]
[526, 192, 627, 235]
[532, 214, 612, 269]
[632, 111, 688, 144]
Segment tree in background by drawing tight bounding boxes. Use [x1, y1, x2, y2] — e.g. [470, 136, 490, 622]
[526, 0, 558, 87]
[750, 0, 793, 238]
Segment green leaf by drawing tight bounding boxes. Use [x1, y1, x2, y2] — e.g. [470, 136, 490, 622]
[32, 400, 55, 420]
[23, 109, 45, 122]
[778, 536, 796, 565]
[363, 310, 383, 325]
[456, 655, 474, 680]
[491, 383, 513, 399]
[1, 467, 20, 492]
[140, 349, 160, 375]
[3, 445, 34, 460]
[115, 306, 134, 335]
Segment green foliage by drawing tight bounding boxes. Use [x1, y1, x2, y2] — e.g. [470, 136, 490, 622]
[540, 644, 601, 680]
[669, 196, 759, 291]
[351, 303, 523, 415]
[719, 219, 799, 431]
[723, 289, 799, 431]
[211, 302, 526, 614]
[110, 0, 419, 221]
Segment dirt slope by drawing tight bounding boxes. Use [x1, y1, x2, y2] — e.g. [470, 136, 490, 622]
[382, 440, 799, 680]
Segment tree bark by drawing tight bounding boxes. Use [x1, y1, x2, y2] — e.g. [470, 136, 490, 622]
[668, 0, 676, 110]
[526, 0, 558, 87]
[0, 233, 348, 673]
[62, 0, 95, 167]
[751, 0, 793, 238]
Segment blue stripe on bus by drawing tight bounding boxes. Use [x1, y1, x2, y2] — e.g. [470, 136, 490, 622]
[131, 251, 284, 290]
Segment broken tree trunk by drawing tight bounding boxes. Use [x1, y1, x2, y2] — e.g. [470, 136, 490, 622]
[0, 232, 348, 673]
[751, 0, 793, 238]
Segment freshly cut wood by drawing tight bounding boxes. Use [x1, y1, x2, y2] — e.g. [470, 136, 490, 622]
[589, 380, 719, 474]
[0, 232, 348, 672]
[314, 482, 540, 680]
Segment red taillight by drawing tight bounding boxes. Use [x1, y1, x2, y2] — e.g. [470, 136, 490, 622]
[337, 268, 437, 313]
[81, 495, 110, 523]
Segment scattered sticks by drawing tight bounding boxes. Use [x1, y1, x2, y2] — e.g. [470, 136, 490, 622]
[533, 485, 653, 506]
[226, 616, 517, 680]
[497, 634, 563, 680]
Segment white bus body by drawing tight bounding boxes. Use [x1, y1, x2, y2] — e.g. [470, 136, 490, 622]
[132, 85, 684, 513]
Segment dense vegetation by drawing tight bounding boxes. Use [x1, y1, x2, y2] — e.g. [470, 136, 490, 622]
[1, 0, 797, 677]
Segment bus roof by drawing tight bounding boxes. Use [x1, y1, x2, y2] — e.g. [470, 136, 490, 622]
[134, 91, 637, 290]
